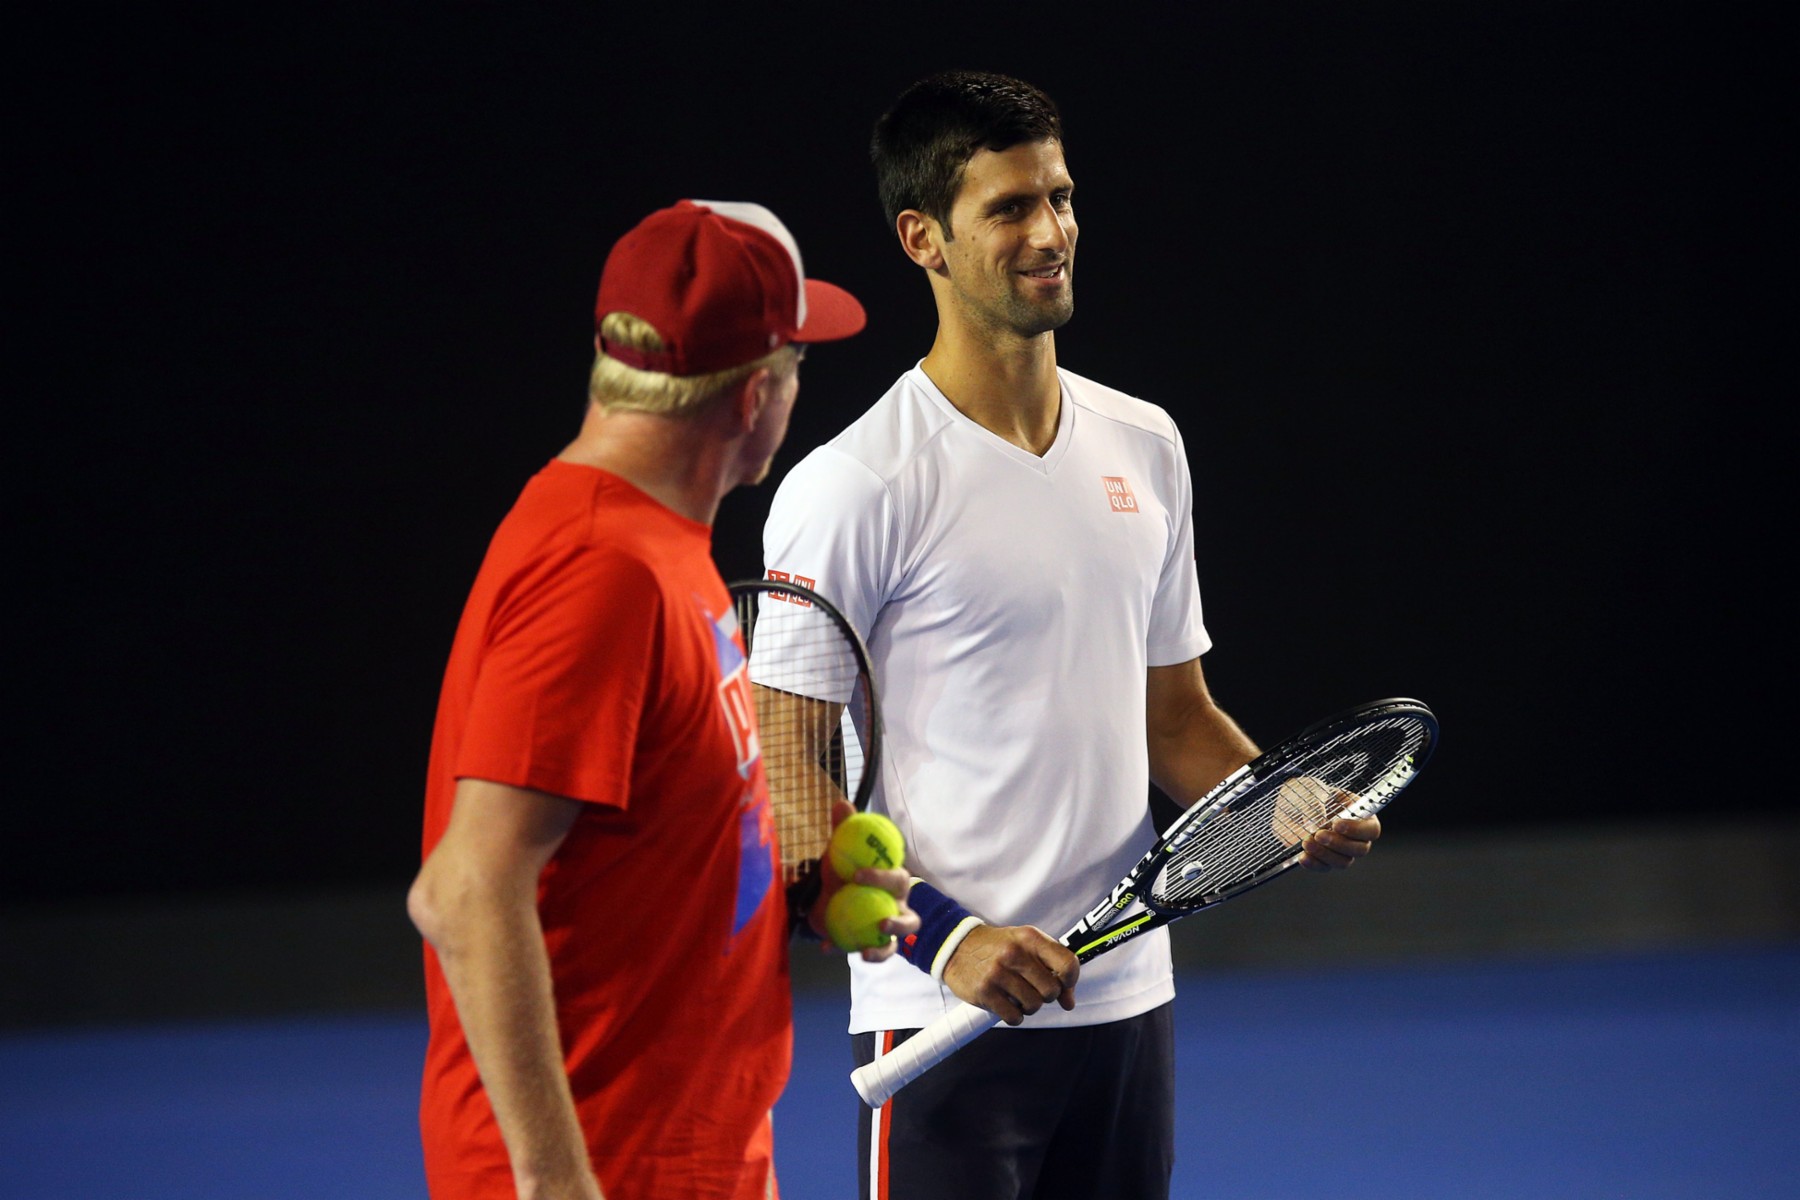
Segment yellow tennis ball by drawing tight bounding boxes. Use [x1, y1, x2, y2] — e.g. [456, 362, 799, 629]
[825, 884, 899, 952]
[828, 812, 906, 882]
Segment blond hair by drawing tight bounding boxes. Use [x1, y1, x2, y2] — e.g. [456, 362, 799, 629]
[589, 311, 796, 416]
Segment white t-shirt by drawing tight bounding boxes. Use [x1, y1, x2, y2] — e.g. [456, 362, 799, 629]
[762, 364, 1212, 1033]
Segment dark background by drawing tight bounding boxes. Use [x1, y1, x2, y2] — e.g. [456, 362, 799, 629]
[11, 2, 1780, 905]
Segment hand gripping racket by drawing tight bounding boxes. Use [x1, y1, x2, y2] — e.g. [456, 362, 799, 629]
[850, 697, 1438, 1107]
[729, 578, 882, 929]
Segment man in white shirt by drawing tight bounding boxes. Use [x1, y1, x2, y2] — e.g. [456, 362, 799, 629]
[762, 72, 1383, 1200]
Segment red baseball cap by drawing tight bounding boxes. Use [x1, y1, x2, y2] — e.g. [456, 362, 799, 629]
[594, 199, 866, 376]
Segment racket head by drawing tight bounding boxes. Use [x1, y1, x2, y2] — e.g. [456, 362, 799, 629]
[1148, 697, 1437, 915]
[728, 578, 882, 901]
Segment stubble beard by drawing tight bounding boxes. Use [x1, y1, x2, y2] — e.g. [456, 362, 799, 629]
[974, 271, 1076, 340]
[1007, 284, 1074, 338]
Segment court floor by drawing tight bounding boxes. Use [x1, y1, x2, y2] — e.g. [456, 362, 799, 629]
[3, 944, 1794, 1199]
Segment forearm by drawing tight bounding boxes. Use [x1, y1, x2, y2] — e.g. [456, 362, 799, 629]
[1145, 661, 1260, 804]
[410, 778, 602, 1198]
[1148, 709, 1257, 801]
[767, 753, 848, 889]
[756, 685, 849, 884]
[416, 866, 600, 1200]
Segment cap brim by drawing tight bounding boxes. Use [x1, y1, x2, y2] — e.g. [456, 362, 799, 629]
[794, 279, 867, 344]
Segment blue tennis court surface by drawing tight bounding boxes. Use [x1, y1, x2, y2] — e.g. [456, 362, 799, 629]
[3, 945, 1794, 1199]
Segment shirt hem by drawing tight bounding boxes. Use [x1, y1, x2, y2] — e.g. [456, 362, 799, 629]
[846, 974, 1175, 1035]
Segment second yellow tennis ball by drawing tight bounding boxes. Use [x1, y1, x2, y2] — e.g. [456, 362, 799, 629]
[828, 812, 906, 881]
[825, 884, 899, 952]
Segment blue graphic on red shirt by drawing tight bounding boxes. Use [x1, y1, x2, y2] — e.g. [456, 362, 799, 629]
[711, 607, 745, 678]
[707, 602, 774, 938]
[734, 799, 775, 937]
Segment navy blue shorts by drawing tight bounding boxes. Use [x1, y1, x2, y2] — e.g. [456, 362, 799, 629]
[852, 1002, 1175, 1200]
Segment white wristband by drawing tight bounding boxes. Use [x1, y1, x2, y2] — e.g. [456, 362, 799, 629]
[928, 916, 985, 983]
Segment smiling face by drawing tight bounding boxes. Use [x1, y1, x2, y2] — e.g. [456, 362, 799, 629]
[934, 139, 1077, 342]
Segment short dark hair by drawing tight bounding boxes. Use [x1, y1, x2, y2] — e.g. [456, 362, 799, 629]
[871, 71, 1064, 237]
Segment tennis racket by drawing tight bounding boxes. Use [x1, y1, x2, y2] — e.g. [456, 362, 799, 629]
[851, 696, 1438, 1107]
[729, 577, 883, 930]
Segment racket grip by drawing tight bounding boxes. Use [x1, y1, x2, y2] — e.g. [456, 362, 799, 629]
[850, 1001, 1000, 1107]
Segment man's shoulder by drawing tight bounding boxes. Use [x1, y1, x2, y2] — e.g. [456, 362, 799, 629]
[490, 467, 704, 588]
[1060, 366, 1181, 447]
[788, 367, 953, 488]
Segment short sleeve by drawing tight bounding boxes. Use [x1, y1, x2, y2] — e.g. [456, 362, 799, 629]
[1145, 421, 1212, 667]
[759, 446, 896, 657]
[456, 546, 660, 807]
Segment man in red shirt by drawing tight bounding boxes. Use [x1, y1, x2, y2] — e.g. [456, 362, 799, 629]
[409, 199, 914, 1200]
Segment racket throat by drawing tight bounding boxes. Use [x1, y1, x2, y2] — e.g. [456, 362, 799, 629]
[1069, 911, 1156, 959]
[1064, 876, 1162, 961]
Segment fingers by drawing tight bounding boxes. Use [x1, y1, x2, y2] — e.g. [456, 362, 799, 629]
[942, 925, 1080, 1025]
[853, 866, 912, 894]
[850, 866, 918, 963]
[854, 867, 921, 963]
[805, 858, 906, 942]
[1299, 814, 1381, 871]
[1003, 951, 1072, 1021]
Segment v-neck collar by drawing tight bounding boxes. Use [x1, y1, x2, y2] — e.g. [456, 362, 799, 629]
[911, 362, 1074, 476]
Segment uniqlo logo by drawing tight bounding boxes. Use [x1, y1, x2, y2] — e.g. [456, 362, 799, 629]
[765, 568, 816, 604]
[1102, 476, 1139, 513]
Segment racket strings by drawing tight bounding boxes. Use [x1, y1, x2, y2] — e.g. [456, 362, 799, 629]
[1151, 716, 1432, 908]
[735, 589, 871, 880]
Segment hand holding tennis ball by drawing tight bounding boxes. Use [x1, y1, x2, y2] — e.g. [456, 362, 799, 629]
[825, 884, 900, 952]
[828, 811, 906, 881]
[818, 807, 914, 953]
[823, 811, 906, 952]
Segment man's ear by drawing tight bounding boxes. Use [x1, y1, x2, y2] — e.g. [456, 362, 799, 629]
[896, 210, 945, 271]
[731, 367, 772, 435]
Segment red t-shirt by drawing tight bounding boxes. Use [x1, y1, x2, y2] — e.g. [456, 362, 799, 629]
[419, 460, 790, 1200]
